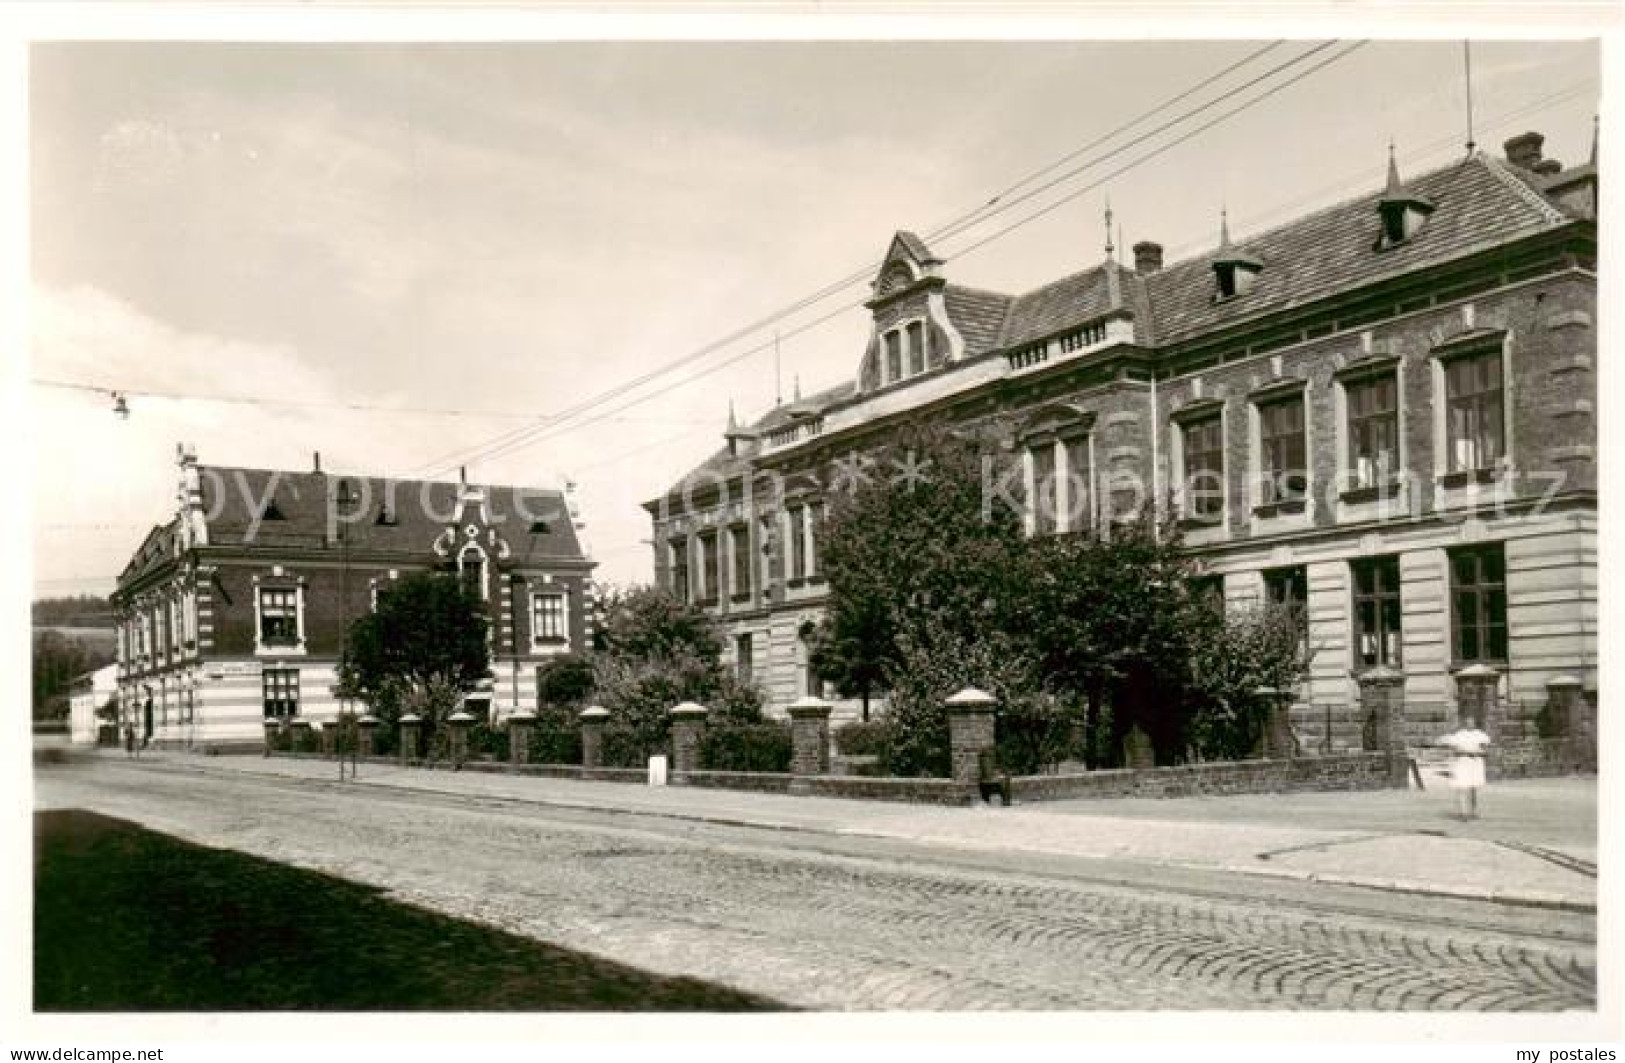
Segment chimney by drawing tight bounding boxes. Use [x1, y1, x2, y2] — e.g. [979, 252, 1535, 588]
[1132, 240, 1164, 274]
[1533, 158, 1563, 176]
[312, 451, 322, 474]
[1504, 131, 1544, 170]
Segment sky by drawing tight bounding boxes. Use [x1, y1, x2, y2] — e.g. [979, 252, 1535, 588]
[26, 37, 1600, 598]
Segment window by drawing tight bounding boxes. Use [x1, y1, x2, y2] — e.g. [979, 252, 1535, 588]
[1351, 556, 1402, 668]
[884, 331, 903, 383]
[758, 516, 774, 595]
[263, 668, 300, 718]
[1182, 415, 1225, 520]
[906, 321, 926, 376]
[1450, 545, 1507, 664]
[1264, 565, 1309, 650]
[670, 537, 689, 601]
[1030, 442, 1059, 535]
[458, 550, 486, 600]
[699, 532, 720, 603]
[1258, 396, 1307, 508]
[532, 592, 567, 643]
[258, 588, 299, 645]
[730, 525, 751, 599]
[807, 505, 824, 580]
[1346, 373, 1399, 490]
[788, 506, 808, 582]
[1444, 350, 1505, 474]
[735, 634, 754, 684]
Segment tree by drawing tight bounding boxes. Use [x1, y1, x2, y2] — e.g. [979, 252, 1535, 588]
[813, 424, 1025, 722]
[336, 572, 491, 740]
[589, 585, 764, 759]
[1184, 600, 1315, 761]
[535, 653, 596, 711]
[32, 630, 114, 721]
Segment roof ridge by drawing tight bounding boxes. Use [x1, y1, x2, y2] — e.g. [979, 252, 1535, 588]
[1154, 152, 1500, 274]
[1475, 150, 1571, 226]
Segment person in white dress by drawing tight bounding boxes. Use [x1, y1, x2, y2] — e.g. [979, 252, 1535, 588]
[1439, 718, 1491, 819]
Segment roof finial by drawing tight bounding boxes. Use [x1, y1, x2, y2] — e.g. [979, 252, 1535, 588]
[1385, 140, 1404, 196]
[1219, 206, 1233, 249]
[1463, 40, 1477, 156]
[1103, 195, 1115, 261]
[773, 331, 783, 407]
[793, 374, 802, 403]
[1591, 113, 1599, 168]
[727, 398, 737, 431]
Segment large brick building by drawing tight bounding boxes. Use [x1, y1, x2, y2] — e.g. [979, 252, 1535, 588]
[645, 130, 1597, 746]
[111, 448, 594, 751]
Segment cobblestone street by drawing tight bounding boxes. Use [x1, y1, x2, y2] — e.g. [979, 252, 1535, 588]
[35, 760, 1596, 1011]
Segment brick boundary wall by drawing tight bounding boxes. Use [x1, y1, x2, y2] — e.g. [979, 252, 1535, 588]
[1489, 738, 1594, 781]
[787, 775, 976, 805]
[671, 770, 795, 794]
[1011, 753, 1393, 802]
[261, 747, 1590, 803]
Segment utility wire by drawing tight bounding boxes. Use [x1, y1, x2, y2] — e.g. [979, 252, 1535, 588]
[424, 43, 1370, 479]
[416, 41, 1341, 479]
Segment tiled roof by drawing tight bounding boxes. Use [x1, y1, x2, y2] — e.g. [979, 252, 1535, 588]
[894, 231, 936, 263]
[1142, 153, 1572, 345]
[658, 379, 860, 497]
[943, 284, 1013, 355]
[195, 467, 586, 560]
[998, 265, 1117, 348]
[118, 522, 179, 586]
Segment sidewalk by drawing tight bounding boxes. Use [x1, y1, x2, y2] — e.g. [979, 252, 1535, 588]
[90, 749, 1598, 912]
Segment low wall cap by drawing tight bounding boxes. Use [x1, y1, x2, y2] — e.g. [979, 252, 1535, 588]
[788, 695, 832, 714]
[579, 705, 611, 721]
[356, 714, 380, 726]
[398, 713, 422, 724]
[447, 710, 476, 724]
[670, 701, 709, 717]
[1455, 663, 1501, 679]
[1546, 675, 1584, 688]
[1357, 665, 1405, 682]
[945, 687, 997, 708]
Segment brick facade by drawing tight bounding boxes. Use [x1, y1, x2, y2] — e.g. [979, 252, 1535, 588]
[111, 452, 594, 752]
[646, 131, 1597, 747]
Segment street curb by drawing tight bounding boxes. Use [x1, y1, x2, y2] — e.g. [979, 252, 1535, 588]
[106, 755, 1599, 915]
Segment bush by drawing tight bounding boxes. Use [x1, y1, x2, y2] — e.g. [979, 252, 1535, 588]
[292, 725, 318, 755]
[536, 654, 595, 709]
[529, 727, 582, 765]
[466, 724, 508, 762]
[994, 696, 1079, 776]
[834, 721, 887, 758]
[698, 722, 792, 773]
[601, 726, 658, 769]
[370, 723, 398, 757]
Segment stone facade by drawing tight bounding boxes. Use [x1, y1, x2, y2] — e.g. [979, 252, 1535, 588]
[646, 130, 1598, 745]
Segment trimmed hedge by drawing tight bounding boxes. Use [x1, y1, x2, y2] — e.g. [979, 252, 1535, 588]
[834, 720, 887, 758]
[466, 724, 509, 762]
[602, 727, 659, 769]
[698, 722, 793, 774]
[529, 727, 583, 766]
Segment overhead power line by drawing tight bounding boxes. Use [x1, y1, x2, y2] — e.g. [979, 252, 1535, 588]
[415, 41, 1348, 480]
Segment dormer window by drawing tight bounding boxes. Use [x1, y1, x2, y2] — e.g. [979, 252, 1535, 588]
[1375, 149, 1435, 249]
[881, 320, 929, 385]
[1211, 211, 1261, 301]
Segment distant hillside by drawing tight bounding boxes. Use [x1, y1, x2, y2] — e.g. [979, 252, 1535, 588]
[33, 596, 114, 629]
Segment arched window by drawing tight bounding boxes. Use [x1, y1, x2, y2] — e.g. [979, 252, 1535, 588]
[458, 543, 488, 600]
